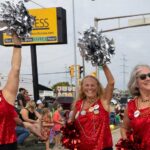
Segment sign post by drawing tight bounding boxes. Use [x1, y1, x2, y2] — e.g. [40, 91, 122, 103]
[0, 7, 67, 101]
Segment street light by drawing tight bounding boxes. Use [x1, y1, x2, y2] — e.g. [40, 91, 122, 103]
[94, 13, 150, 33]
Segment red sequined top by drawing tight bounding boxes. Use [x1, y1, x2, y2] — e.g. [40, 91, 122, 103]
[74, 99, 112, 150]
[0, 90, 17, 144]
[128, 98, 150, 150]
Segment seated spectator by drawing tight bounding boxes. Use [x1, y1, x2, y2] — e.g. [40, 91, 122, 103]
[53, 104, 64, 147]
[14, 117, 30, 148]
[20, 100, 45, 140]
[41, 108, 54, 150]
[36, 99, 44, 114]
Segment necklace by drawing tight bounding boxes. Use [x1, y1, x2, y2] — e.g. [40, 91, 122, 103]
[141, 98, 150, 102]
[87, 99, 96, 104]
[134, 98, 150, 118]
[77, 101, 99, 139]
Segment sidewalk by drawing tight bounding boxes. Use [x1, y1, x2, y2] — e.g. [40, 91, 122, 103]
[19, 134, 67, 150]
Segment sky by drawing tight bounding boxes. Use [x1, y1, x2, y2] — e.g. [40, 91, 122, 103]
[0, 0, 150, 95]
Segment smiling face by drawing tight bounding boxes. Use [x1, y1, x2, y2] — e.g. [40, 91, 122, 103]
[82, 77, 98, 100]
[136, 67, 150, 92]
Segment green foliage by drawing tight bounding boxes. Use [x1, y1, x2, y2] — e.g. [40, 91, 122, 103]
[51, 82, 70, 90]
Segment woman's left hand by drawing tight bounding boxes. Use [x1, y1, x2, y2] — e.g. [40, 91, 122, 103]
[12, 33, 21, 45]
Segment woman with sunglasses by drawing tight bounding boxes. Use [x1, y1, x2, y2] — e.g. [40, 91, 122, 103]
[118, 64, 150, 149]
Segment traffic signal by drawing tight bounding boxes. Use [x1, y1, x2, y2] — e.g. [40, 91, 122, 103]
[69, 65, 74, 78]
[91, 71, 97, 77]
[79, 66, 84, 78]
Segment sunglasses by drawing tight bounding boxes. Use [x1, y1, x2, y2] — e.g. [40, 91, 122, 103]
[137, 73, 150, 80]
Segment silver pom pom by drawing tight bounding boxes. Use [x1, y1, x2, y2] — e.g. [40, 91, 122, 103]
[0, 1, 35, 38]
[78, 27, 115, 66]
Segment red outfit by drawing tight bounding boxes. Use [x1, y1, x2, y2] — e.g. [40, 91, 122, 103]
[127, 98, 150, 149]
[53, 110, 63, 132]
[0, 90, 17, 144]
[74, 99, 112, 150]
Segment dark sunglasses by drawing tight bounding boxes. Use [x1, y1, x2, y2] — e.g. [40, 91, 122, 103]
[138, 73, 150, 80]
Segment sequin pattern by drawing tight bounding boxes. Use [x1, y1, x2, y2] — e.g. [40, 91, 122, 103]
[128, 99, 150, 150]
[0, 91, 17, 144]
[74, 99, 112, 150]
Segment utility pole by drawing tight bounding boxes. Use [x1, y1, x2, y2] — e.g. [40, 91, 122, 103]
[65, 65, 68, 83]
[120, 54, 128, 91]
[72, 0, 78, 98]
[94, 19, 99, 79]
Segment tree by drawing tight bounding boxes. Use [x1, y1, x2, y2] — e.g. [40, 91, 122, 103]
[51, 82, 70, 90]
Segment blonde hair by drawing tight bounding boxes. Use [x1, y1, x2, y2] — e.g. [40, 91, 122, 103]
[25, 100, 36, 110]
[72, 75, 104, 109]
[41, 108, 52, 120]
[128, 64, 150, 97]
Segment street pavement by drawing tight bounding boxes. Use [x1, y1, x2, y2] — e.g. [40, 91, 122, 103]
[20, 128, 121, 150]
[112, 128, 121, 149]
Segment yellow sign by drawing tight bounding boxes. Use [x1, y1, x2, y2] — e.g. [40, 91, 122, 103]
[1, 7, 67, 45]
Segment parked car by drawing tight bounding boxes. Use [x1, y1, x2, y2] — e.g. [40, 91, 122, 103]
[54, 96, 74, 110]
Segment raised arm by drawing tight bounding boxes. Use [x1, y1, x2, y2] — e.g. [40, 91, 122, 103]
[102, 64, 115, 104]
[3, 34, 22, 105]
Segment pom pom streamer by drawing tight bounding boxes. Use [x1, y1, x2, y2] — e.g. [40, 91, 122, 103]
[116, 131, 144, 150]
[78, 27, 115, 66]
[61, 122, 80, 150]
[0, 1, 35, 38]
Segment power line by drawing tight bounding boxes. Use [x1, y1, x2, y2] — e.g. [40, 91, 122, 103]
[37, 52, 74, 65]
[26, 0, 46, 8]
[21, 71, 70, 76]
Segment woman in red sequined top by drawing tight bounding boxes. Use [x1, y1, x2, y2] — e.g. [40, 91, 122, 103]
[120, 64, 150, 150]
[0, 34, 21, 150]
[70, 65, 115, 150]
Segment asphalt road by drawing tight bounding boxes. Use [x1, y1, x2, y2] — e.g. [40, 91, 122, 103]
[112, 128, 121, 149]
